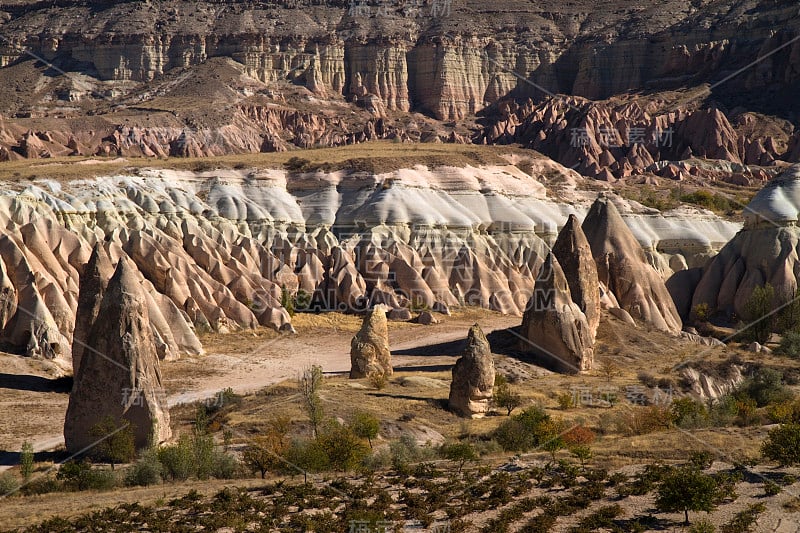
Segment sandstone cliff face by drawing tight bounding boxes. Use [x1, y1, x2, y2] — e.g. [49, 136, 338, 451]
[0, 0, 797, 166]
[64, 258, 171, 453]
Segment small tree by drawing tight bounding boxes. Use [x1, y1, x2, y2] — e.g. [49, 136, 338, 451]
[762, 423, 800, 466]
[600, 359, 620, 383]
[280, 285, 295, 317]
[778, 289, 800, 332]
[350, 412, 380, 448]
[243, 417, 291, 478]
[440, 441, 477, 473]
[493, 375, 522, 415]
[316, 422, 369, 472]
[655, 466, 719, 525]
[20, 442, 34, 480]
[742, 284, 775, 344]
[90, 416, 136, 470]
[299, 365, 324, 438]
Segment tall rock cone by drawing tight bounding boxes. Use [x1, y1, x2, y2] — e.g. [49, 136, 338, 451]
[552, 214, 601, 339]
[71, 243, 113, 377]
[350, 305, 393, 379]
[581, 195, 682, 334]
[64, 257, 171, 453]
[448, 324, 495, 418]
[519, 253, 593, 373]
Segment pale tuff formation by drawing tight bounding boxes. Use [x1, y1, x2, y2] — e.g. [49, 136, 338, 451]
[582, 195, 683, 334]
[0, 165, 733, 370]
[520, 253, 594, 374]
[552, 214, 601, 339]
[64, 258, 171, 453]
[350, 306, 393, 380]
[448, 324, 496, 418]
[691, 164, 800, 319]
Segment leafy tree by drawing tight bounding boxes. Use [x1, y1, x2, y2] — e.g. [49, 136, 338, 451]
[655, 466, 719, 525]
[762, 423, 800, 466]
[299, 365, 324, 437]
[242, 417, 290, 478]
[778, 289, 800, 332]
[20, 441, 34, 480]
[493, 375, 522, 415]
[280, 285, 295, 317]
[89, 416, 136, 470]
[350, 412, 380, 448]
[315, 422, 369, 472]
[737, 367, 792, 407]
[158, 436, 194, 481]
[741, 284, 775, 344]
[494, 405, 552, 452]
[440, 441, 477, 473]
[778, 330, 800, 358]
[672, 397, 709, 428]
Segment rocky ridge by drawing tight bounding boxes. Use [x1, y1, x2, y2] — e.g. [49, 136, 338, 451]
[0, 161, 738, 371]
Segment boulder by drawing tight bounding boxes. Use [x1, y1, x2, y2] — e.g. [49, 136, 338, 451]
[448, 324, 495, 418]
[552, 214, 601, 338]
[350, 306, 393, 379]
[519, 253, 594, 373]
[387, 307, 412, 321]
[416, 311, 439, 325]
[582, 194, 682, 334]
[64, 257, 171, 453]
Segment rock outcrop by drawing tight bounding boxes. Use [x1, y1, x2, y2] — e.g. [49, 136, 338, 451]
[552, 214, 601, 339]
[350, 306, 393, 379]
[691, 165, 800, 319]
[64, 258, 171, 453]
[71, 243, 113, 376]
[448, 324, 495, 418]
[582, 195, 683, 334]
[519, 253, 594, 373]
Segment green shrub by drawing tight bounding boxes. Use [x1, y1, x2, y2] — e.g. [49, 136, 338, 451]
[494, 375, 523, 415]
[89, 416, 136, 469]
[720, 503, 766, 533]
[762, 423, 800, 466]
[315, 422, 369, 471]
[158, 436, 195, 481]
[672, 397, 710, 429]
[350, 412, 380, 448]
[493, 405, 554, 452]
[763, 480, 781, 496]
[689, 518, 716, 533]
[19, 474, 60, 495]
[284, 438, 330, 475]
[778, 330, 800, 358]
[124, 449, 162, 486]
[655, 466, 719, 525]
[19, 442, 34, 480]
[388, 433, 434, 472]
[440, 441, 477, 472]
[740, 284, 775, 344]
[0, 472, 19, 496]
[56, 460, 117, 491]
[737, 367, 793, 407]
[211, 451, 239, 479]
[767, 399, 800, 423]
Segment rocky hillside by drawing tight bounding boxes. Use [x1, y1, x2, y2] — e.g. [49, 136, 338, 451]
[0, 0, 798, 176]
[0, 154, 737, 372]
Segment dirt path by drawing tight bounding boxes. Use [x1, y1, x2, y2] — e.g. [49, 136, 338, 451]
[0, 311, 519, 471]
